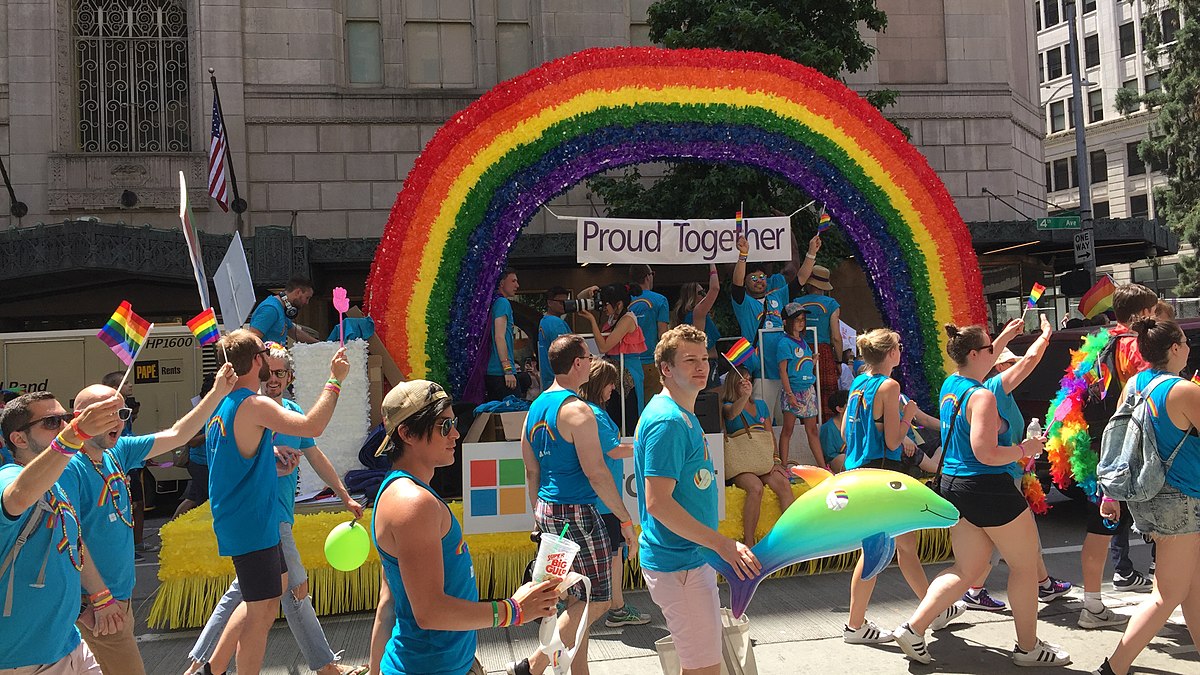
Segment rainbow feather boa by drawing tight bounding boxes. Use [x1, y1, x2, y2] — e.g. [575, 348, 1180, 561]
[1043, 330, 1112, 501]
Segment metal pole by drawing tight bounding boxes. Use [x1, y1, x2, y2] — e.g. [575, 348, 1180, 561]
[1065, 1, 1096, 283]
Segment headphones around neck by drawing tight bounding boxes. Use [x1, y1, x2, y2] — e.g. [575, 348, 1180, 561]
[279, 292, 299, 319]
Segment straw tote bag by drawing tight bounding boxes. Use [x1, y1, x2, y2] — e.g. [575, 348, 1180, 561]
[723, 410, 775, 478]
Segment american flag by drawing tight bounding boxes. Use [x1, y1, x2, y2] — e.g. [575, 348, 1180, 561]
[208, 97, 230, 212]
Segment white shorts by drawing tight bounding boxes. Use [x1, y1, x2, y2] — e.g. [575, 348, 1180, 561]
[643, 565, 722, 670]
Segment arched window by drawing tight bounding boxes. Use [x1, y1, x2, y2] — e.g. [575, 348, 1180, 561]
[74, 0, 190, 152]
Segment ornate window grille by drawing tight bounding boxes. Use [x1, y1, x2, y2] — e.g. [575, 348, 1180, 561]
[74, 0, 190, 153]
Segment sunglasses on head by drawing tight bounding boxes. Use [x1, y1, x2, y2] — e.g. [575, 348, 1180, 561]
[18, 413, 75, 433]
[438, 416, 458, 437]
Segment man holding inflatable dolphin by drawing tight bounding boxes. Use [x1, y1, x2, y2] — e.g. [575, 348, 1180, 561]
[635, 324, 761, 675]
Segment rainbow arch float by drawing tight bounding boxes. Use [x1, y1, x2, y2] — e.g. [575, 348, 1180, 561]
[364, 47, 987, 407]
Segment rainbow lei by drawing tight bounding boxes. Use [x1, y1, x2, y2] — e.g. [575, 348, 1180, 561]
[1043, 330, 1112, 500]
[363, 46, 986, 409]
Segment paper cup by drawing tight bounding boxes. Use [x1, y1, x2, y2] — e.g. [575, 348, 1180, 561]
[531, 533, 580, 583]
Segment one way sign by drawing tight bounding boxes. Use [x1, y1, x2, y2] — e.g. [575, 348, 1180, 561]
[1074, 230, 1095, 265]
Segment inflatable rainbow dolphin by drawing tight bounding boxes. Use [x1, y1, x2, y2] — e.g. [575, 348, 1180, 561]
[705, 467, 960, 618]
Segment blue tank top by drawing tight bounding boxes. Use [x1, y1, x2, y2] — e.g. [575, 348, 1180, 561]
[985, 374, 1025, 479]
[1135, 370, 1200, 498]
[206, 388, 281, 556]
[939, 374, 1004, 476]
[843, 373, 900, 469]
[587, 402, 624, 515]
[374, 470, 477, 675]
[525, 389, 597, 504]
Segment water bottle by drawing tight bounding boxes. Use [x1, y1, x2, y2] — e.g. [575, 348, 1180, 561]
[1025, 417, 1042, 440]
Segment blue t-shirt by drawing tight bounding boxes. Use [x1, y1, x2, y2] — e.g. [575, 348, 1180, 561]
[792, 294, 840, 345]
[843, 373, 901, 469]
[487, 297, 516, 377]
[723, 399, 772, 435]
[0, 445, 12, 466]
[775, 334, 817, 391]
[59, 435, 154, 600]
[538, 314, 572, 390]
[939, 374, 1004, 476]
[629, 290, 669, 364]
[274, 398, 316, 526]
[634, 393, 717, 573]
[374, 470, 477, 675]
[526, 389, 596, 504]
[985, 374, 1025, 479]
[588, 402, 624, 515]
[1135, 370, 1200, 498]
[248, 295, 293, 345]
[683, 311, 720, 350]
[819, 419, 845, 461]
[0, 468, 83, 669]
[207, 388, 282, 556]
[731, 275, 789, 380]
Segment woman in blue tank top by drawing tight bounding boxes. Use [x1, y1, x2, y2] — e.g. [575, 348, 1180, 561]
[370, 381, 560, 675]
[1096, 319, 1200, 675]
[893, 324, 1067, 668]
[840, 329, 931, 648]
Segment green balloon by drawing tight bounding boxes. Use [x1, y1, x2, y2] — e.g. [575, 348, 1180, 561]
[324, 521, 370, 571]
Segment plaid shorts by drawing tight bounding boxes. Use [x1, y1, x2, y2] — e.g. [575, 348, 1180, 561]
[534, 501, 613, 602]
[781, 385, 818, 419]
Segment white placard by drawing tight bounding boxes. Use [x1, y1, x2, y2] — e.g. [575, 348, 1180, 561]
[213, 232, 257, 332]
[289, 339, 371, 496]
[575, 216, 791, 265]
[461, 434, 725, 535]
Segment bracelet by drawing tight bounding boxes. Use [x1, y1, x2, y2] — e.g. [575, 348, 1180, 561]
[805, 253, 817, 259]
[90, 589, 115, 609]
[737, 254, 748, 262]
[324, 383, 341, 396]
[56, 432, 84, 451]
[619, 520, 633, 529]
[1101, 496, 1117, 504]
[491, 600, 499, 628]
[1016, 441, 1026, 458]
[327, 377, 341, 387]
[69, 420, 93, 441]
[505, 597, 522, 627]
[709, 269, 718, 276]
[50, 434, 82, 457]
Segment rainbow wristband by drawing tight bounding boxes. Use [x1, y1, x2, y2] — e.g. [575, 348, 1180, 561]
[49, 439, 79, 457]
[505, 597, 521, 627]
[324, 383, 342, 395]
[327, 377, 341, 387]
[90, 589, 115, 609]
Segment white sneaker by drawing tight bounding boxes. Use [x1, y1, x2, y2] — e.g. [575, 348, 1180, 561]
[1012, 639, 1071, 667]
[893, 623, 932, 664]
[843, 620, 893, 644]
[929, 601, 968, 631]
[1077, 606, 1130, 629]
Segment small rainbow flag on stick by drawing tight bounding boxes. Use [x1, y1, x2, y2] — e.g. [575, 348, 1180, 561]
[735, 203, 744, 236]
[1190, 372, 1200, 386]
[1079, 275, 1116, 319]
[97, 301, 151, 365]
[187, 308, 220, 346]
[1026, 282, 1046, 309]
[724, 337, 755, 367]
[817, 206, 832, 232]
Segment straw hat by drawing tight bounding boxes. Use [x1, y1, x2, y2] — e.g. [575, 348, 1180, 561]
[807, 265, 833, 291]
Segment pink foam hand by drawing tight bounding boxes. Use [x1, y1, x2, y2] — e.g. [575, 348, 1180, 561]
[332, 287, 350, 314]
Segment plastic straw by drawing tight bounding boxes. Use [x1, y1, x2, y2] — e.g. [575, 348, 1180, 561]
[559, 522, 570, 539]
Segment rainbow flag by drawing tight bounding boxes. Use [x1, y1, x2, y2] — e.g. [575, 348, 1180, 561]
[818, 209, 832, 232]
[1026, 282, 1046, 309]
[187, 308, 220, 346]
[97, 301, 151, 365]
[1078, 275, 1116, 319]
[1191, 372, 1200, 386]
[724, 337, 755, 367]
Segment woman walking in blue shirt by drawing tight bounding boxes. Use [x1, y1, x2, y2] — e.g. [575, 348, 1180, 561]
[893, 324, 1067, 667]
[1095, 319, 1200, 675]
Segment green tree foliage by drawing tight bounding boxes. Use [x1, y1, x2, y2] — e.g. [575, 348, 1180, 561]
[585, 0, 893, 267]
[1119, 1, 1200, 293]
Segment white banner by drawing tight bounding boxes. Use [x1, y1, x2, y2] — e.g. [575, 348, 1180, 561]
[575, 216, 791, 265]
[461, 435, 726, 535]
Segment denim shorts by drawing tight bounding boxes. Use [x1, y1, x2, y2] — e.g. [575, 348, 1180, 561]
[1128, 485, 1200, 538]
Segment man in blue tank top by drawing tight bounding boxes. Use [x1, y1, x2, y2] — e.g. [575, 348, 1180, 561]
[1, 390, 125, 673]
[508, 334, 637, 675]
[204, 330, 350, 675]
[61, 363, 235, 675]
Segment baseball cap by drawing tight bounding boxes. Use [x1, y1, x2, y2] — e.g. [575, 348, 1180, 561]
[376, 380, 450, 456]
[782, 302, 810, 322]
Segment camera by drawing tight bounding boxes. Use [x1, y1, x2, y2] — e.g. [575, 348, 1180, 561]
[561, 297, 597, 314]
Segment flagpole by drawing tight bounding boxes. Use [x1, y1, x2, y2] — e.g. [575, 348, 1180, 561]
[116, 323, 155, 394]
[209, 69, 246, 215]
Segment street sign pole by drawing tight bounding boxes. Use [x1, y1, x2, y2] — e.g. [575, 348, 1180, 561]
[1065, 1, 1096, 283]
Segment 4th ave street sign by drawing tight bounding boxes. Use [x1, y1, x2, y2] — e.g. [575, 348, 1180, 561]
[1036, 216, 1081, 230]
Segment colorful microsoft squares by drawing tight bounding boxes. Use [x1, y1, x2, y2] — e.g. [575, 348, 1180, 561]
[469, 458, 527, 517]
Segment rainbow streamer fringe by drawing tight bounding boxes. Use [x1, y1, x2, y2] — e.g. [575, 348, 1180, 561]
[149, 486, 953, 629]
[1044, 330, 1112, 500]
[363, 47, 986, 410]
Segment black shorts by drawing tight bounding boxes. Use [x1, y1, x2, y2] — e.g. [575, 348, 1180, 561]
[857, 458, 904, 471]
[128, 468, 144, 502]
[183, 462, 209, 504]
[601, 512, 623, 555]
[939, 473, 1028, 528]
[1062, 484, 1134, 535]
[231, 544, 289, 602]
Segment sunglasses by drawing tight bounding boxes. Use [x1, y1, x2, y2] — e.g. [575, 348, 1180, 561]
[18, 413, 74, 433]
[438, 416, 459, 437]
[270, 369, 291, 379]
[978, 343, 995, 354]
[747, 274, 767, 282]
